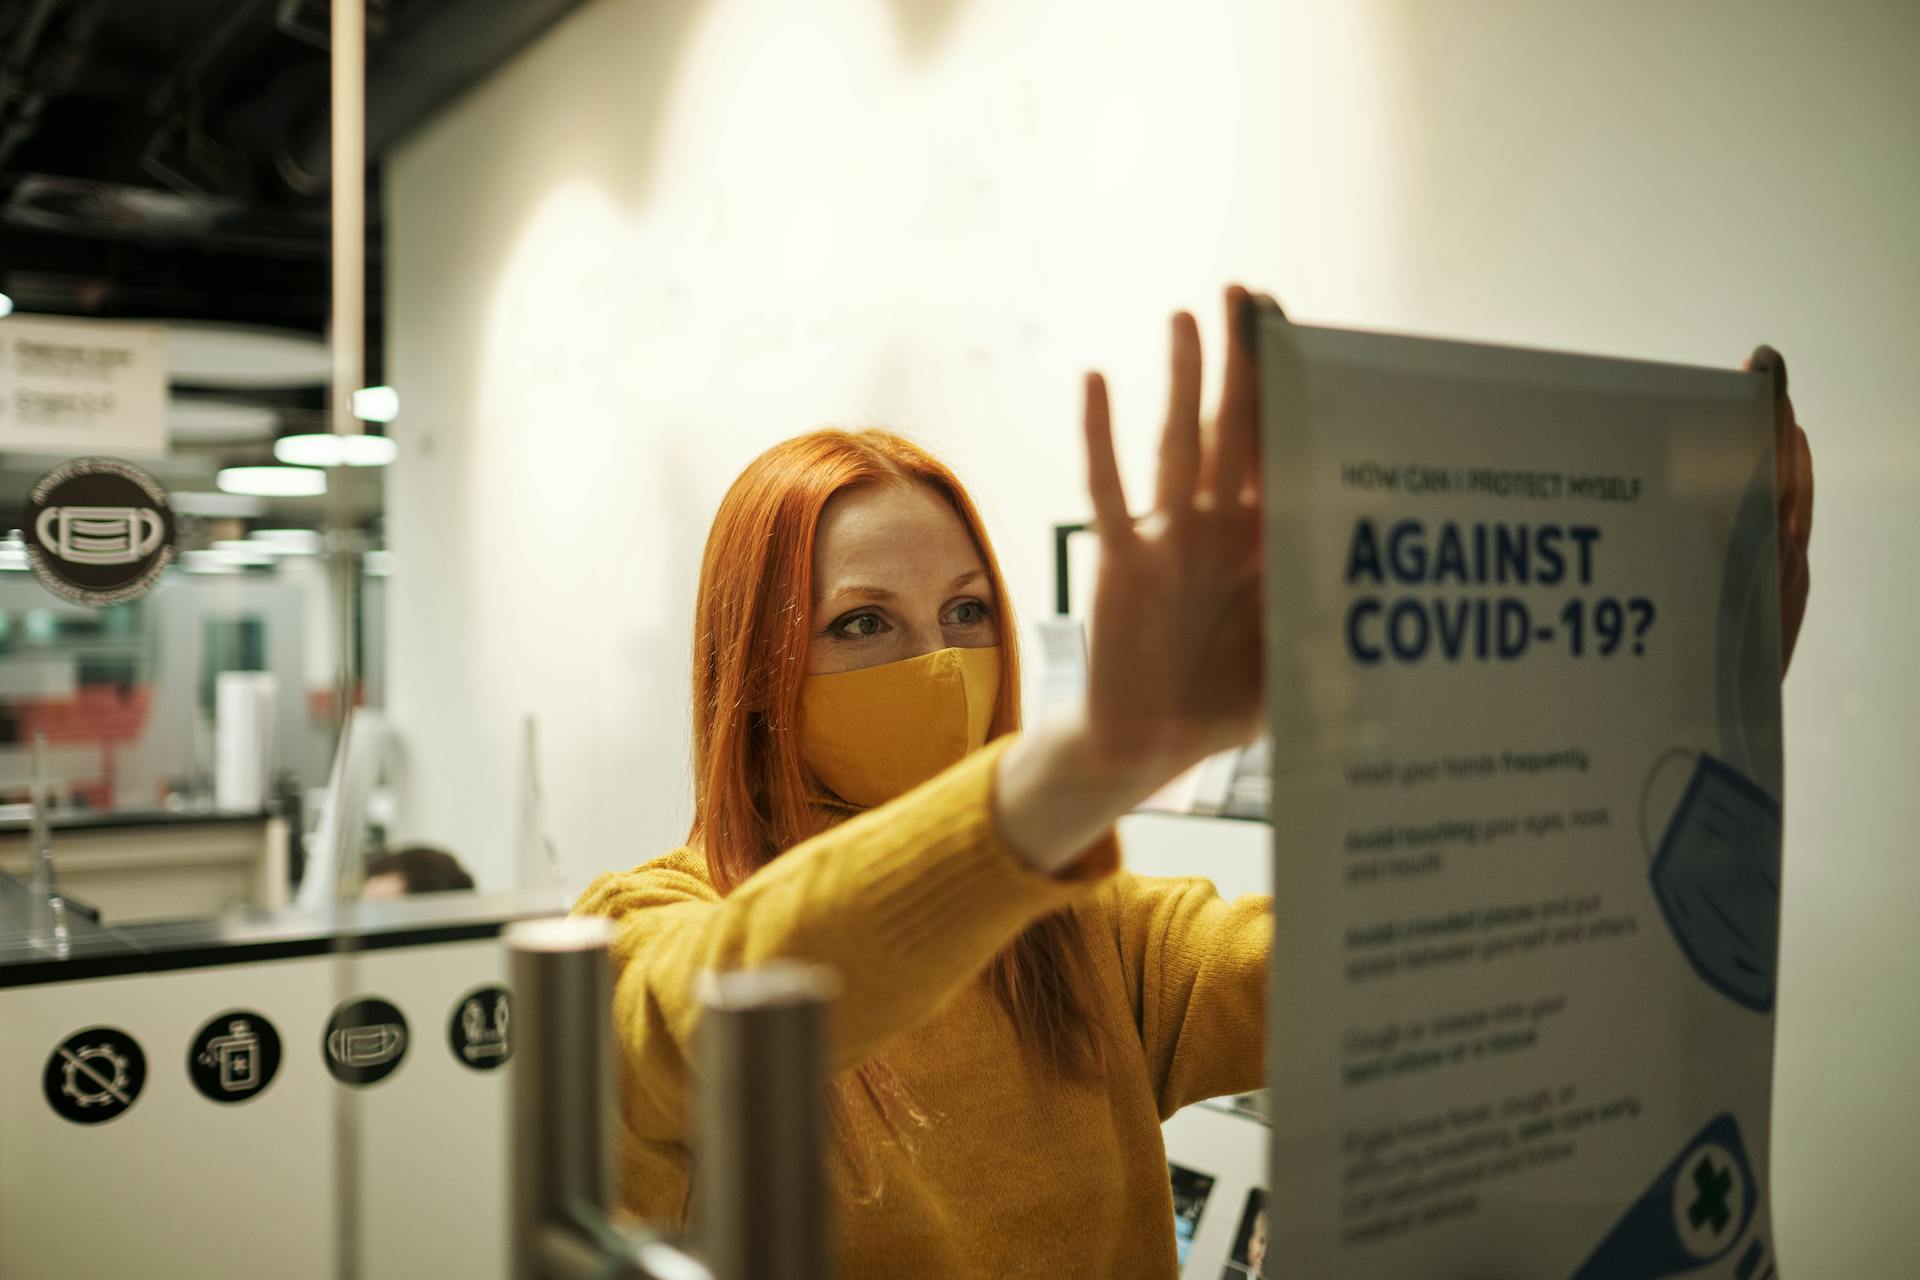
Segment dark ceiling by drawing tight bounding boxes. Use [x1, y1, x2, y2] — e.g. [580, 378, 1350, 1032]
[0, 0, 591, 396]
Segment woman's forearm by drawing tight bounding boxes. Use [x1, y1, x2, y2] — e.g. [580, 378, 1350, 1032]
[992, 709, 1176, 873]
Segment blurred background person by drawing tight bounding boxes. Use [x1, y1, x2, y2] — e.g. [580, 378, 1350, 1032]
[361, 844, 475, 898]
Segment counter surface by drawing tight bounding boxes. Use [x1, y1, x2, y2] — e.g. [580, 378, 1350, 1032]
[0, 875, 567, 987]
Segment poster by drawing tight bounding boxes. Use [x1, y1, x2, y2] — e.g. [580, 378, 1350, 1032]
[0, 314, 168, 456]
[1258, 317, 1784, 1278]
[1220, 1188, 1269, 1279]
[1169, 1163, 1218, 1270]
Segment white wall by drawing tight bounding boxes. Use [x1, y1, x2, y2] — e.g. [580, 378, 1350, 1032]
[386, 0, 1918, 1271]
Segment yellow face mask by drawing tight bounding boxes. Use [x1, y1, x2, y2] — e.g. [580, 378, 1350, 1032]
[798, 646, 1002, 809]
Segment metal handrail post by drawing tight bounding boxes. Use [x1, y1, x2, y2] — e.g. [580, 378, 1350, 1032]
[506, 919, 835, 1280]
[695, 965, 838, 1280]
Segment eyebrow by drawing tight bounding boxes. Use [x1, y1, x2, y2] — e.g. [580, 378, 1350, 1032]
[819, 569, 987, 608]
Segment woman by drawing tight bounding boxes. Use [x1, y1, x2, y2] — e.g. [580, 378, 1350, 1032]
[576, 287, 1814, 1276]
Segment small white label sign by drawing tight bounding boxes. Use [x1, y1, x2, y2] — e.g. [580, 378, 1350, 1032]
[0, 315, 168, 456]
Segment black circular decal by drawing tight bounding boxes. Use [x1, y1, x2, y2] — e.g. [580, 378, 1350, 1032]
[24, 456, 177, 606]
[45, 1027, 147, 1125]
[448, 985, 512, 1071]
[188, 1010, 282, 1104]
[322, 997, 409, 1086]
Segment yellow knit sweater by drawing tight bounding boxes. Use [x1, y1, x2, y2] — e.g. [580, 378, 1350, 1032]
[573, 735, 1271, 1277]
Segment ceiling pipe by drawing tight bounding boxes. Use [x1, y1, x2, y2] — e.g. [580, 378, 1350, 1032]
[0, 1, 101, 175]
[0, 0, 62, 89]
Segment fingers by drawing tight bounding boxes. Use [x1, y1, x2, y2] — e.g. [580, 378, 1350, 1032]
[1793, 423, 1814, 550]
[1780, 527, 1810, 677]
[1157, 312, 1203, 517]
[1213, 284, 1258, 506]
[1774, 392, 1800, 546]
[1780, 420, 1813, 677]
[1082, 372, 1134, 546]
[1748, 346, 1798, 538]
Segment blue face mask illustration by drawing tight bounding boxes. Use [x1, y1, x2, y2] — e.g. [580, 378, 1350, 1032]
[1575, 1113, 1770, 1279]
[1647, 753, 1782, 1013]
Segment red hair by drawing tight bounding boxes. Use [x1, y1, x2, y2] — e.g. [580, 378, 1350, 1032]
[689, 428, 1103, 1080]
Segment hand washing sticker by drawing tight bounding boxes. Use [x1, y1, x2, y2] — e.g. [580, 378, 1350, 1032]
[189, 1009, 282, 1104]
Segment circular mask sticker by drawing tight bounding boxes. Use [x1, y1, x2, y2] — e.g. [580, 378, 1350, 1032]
[447, 986, 512, 1071]
[323, 997, 409, 1086]
[24, 456, 176, 606]
[45, 1027, 147, 1125]
[189, 1010, 282, 1104]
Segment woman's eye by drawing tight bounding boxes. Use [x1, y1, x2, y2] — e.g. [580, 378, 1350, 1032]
[835, 612, 887, 638]
[948, 601, 990, 626]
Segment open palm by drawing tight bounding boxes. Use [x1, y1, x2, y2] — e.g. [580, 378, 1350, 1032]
[1081, 285, 1267, 780]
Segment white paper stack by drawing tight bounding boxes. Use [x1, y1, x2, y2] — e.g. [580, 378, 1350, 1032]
[214, 671, 278, 812]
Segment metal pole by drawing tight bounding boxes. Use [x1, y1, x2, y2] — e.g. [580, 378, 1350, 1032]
[330, 0, 364, 443]
[695, 964, 837, 1280]
[325, 0, 365, 736]
[507, 917, 622, 1280]
[26, 729, 68, 953]
[505, 921, 835, 1280]
[28, 729, 52, 903]
[325, 16, 368, 1274]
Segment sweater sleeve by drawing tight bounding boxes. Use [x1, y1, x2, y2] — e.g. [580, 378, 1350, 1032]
[1102, 871, 1271, 1119]
[572, 733, 1117, 1141]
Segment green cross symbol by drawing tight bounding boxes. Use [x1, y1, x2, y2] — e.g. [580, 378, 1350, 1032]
[1688, 1155, 1733, 1236]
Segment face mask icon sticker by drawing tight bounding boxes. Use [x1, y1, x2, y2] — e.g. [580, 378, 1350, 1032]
[35, 505, 166, 565]
[448, 985, 512, 1071]
[43, 1026, 148, 1125]
[1574, 1113, 1769, 1279]
[23, 456, 177, 606]
[1642, 751, 1782, 1013]
[323, 997, 410, 1086]
[189, 1010, 282, 1104]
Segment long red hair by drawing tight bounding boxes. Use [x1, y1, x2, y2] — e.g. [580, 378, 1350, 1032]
[689, 428, 1103, 1080]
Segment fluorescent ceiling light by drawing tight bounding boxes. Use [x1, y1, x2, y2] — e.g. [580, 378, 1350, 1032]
[364, 550, 395, 577]
[273, 433, 397, 467]
[251, 528, 322, 554]
[212, 540, 281, 561]
[167, 397, 279, 445]
[0, 293, 13, 318]
[165, 321, 329, 388]
[217, 466, 327, 497]
[180, 550, 243, 574]
[351, 386, 400, 423]
[172, 490, 267, 518]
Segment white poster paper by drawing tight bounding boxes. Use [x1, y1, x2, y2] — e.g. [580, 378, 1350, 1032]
[1258, 318, 1784, 1279]
[0, 314, 168, 456]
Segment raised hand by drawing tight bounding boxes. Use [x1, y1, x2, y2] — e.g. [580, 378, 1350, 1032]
[1079, 284, 1266, 782]
[1746, 346, 1813, 675]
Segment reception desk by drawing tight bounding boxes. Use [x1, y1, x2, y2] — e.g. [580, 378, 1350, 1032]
[0, 882, 566, 1280]
[0, 809, 289, 924]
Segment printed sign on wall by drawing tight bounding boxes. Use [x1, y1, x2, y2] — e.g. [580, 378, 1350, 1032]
[1255, 316, 1785, 1278]
[0, 314, 167, 456]
[24, 456, 176, 605]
